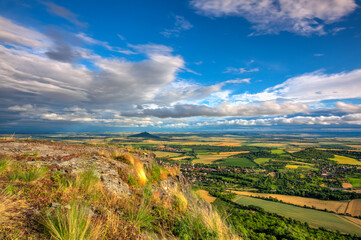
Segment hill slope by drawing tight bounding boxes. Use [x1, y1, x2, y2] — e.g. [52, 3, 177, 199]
[0, 140, 238, 240]
[128, 131, 160, 139]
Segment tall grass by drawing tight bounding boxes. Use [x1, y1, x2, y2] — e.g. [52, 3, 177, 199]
[42, 201, 102, 240]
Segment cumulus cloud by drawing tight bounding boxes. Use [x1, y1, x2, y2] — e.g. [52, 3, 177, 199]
[191, 0, 357, 35]
[161, 15, 193, 37]
[234, 69, 361, 103]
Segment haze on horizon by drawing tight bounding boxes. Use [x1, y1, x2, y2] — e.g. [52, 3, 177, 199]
[1, 0, 361, 133]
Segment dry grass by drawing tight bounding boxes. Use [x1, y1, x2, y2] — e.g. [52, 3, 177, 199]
[232, 191, 349, 214]
[0, 190, 28, 224]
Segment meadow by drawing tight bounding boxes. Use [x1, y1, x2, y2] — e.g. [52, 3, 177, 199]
[233, 195, 361, 235]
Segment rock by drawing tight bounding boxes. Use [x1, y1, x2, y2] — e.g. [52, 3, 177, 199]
[51, 202, 61, 208]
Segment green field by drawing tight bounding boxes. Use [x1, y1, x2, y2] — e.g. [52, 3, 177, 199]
[233, 195, 361, 235]
[219, 158, 258, 168]
[153, 151, 181, 158]
[254, 158, 270, 165]
[271, 149, 285, 154]
[347, 177, 361, 187]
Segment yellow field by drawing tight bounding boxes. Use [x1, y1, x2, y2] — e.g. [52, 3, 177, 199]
[332, 155, 361, 165]
[231, 191, 349, 214]
[346, 199, 361, 216]
[153, 151, 181, 158]
[285, 164, 300, 169]
[193, 154, 232, 164]
[216, 142, 240, 146]
[196, 190, 216, 203]
[219, 151, 249, 155]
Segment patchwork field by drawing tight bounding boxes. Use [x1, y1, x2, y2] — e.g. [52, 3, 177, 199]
[332, 155, 361, 165]
[196, 190, 216, 203]
[231, 191, 349, 214]
[233, 195, 361, 235]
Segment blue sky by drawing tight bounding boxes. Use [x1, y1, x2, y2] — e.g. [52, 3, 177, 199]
[1, 0, 361, 133]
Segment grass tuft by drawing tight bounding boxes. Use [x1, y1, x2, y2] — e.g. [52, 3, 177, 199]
[42, 201, 102, 240]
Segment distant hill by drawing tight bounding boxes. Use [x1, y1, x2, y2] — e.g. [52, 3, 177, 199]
[128, 131, 160, 139]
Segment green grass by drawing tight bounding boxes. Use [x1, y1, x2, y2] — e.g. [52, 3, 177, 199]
[254, 158, 270, 165]
[347, 177, 361, 187]
[219, 158, 257, 168]
[271, 149, 284, 154]
[233, 195, 361, 235]
[7, 167, 48, 182]
[0, 157, 9, 172]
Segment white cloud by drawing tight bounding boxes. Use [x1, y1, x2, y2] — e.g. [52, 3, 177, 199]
[336, 102, 361, 113]
[224, 67, 259, 74]
[198, 113, 361, 126]
[233, 69, 361, 103]
[77, 33, 136, 55]
[191, 0, 357, 35]
[0, 16, 50, 48]
[127, 101, 309, 118]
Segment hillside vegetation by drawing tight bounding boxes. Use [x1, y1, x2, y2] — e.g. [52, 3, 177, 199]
[0, 140, 238, 240]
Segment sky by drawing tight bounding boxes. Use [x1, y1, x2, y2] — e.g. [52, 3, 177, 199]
[1, 0, 361, 133]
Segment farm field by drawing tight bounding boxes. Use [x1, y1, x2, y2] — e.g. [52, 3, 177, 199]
[153, 151, 181, 158]
[193, 154, 232, 164]
[348, 178, 361, 187]
[218, 158, 258, 168]
[271, 149, 285, 154]
[346, 199, 361, 216]
[254, 158, 270, 165]
[231, 191, 349, 214]
[196, 190, 216, 203]
[332, 155, 361, 165]
[233, 195, 361, 235]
